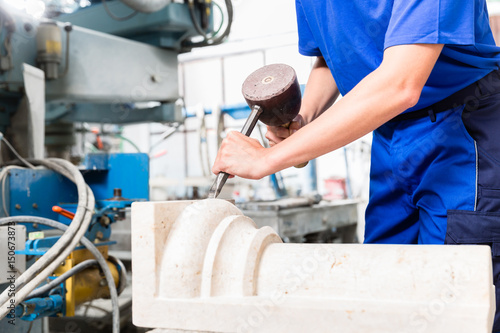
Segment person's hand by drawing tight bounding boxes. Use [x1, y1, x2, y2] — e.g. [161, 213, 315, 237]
[212, 131, 270, 180]
[265, 114, 304, 147]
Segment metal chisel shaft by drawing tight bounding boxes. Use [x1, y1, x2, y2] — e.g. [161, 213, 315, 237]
[208, 105, 263, 198]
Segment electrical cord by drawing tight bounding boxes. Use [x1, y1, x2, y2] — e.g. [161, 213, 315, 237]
[0, 160, 86, 295]
[107, 255, 127, 295]
[114, 134, 141, 152]
[0, 137, 113, 328]
[27, 259, 99, 299]
[194, 0, 224, 38]
[102, 0, 139, 21]
[0, 166, 30, 216]
[184, 0, 233, 48]
[220, 0, 234, 43]
[211, 1, 224, 37]
[1, 159, 91, 288]
[84, 303, 111, 315]
[85, 141, 99, 153]
[148, 124, 180, 154]
[0, 134, 35, 169]
[26, 321, 33, 333]
[187, 0, 208, 38]
[0, 216, 120, 333]
[0, 159, 94, 322]
[187, 0, 225, 39]
[6, 159, 94, 305]
[83, 300, 94, 316]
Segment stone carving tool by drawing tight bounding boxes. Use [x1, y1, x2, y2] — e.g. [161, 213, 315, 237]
[208, 63, 306, 198]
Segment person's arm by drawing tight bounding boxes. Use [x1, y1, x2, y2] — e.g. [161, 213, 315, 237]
[300, 56, 341, 124]
[212, 43, 444, 179]
[266, 56, 340, 146]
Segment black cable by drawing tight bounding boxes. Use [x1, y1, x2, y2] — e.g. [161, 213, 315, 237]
[102, 0, 139, 21]
[187, 0, 208, 38]
[27, 260, 99, 299]
[184, 0, 233, 48]
[210, 0, 233, 45]
[216, 0, 233, 43]
[84, 303, 111, 315]
[0, 134, 35, 169]
[0, 158, 93, 314]
[26, 321, 33, 333]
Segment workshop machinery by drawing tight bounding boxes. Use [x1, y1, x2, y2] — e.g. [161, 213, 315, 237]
[0, 0, 233, 332]
[238, 197, 358, 243]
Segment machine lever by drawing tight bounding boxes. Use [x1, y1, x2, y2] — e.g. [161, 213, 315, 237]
[52, 206, 75, 220]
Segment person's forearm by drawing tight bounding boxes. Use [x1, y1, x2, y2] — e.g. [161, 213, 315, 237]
[265, 44, 443, 173]
[269, 70, 415, 171]
[300, 57, 340, 125]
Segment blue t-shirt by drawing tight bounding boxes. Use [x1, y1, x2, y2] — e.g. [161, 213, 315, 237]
[296, 0, 500, 111]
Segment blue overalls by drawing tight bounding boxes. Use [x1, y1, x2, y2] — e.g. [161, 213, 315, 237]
[296, 0, 500, 330]
[365, 70, 500, 330]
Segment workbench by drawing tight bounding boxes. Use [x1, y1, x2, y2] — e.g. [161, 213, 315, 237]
[237, 198, 359, 243]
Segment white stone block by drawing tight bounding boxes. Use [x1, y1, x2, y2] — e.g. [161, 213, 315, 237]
[132, 200, 495, 333]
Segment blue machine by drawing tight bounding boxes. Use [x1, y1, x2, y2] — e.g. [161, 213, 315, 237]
[15, 295, 65, 321]
[8, 153, 148, 249]
[7, 153, 148, 222]
[2, 154, 148, 326]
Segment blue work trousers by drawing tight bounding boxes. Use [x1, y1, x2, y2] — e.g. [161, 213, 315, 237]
[365, 70, 500, 331]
